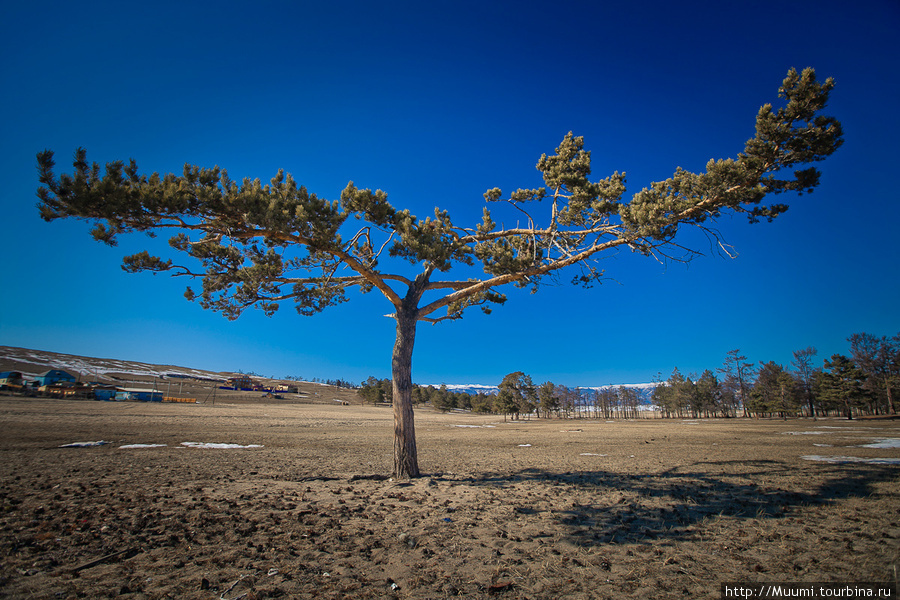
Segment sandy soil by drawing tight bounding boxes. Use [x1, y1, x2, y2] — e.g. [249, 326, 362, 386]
[0, 396, 898, 599]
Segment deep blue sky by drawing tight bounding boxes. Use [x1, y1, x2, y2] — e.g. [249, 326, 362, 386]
[2, 0, 897, 386]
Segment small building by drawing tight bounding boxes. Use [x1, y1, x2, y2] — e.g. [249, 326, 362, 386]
[93, 386, 121, 401]
[0, 371, 25, 388]
[115, 388, 164, 402]
[35, 369, 77, 387]
[225, 375, 255, 390]
[274, 384, 299, 394]
[42, 381, 94, 398]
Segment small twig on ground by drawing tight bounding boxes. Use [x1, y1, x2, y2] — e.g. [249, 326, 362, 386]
[70, 548, 137, 573]
[220, 573, 250, 600]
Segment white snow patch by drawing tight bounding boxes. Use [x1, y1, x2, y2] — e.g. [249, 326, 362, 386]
[119, 444, 168, 449]
[181, 442, 263, 449]
[802, 455, 900, 465]
[0, 347, 227, 384]
[813, 444, 833, 447]
[60, 441, 110, 448]
[579, 453, 608, 456]
[517, 444, 532, 447]
[783, 431, 829, 435]
[858, 438, 900, 449]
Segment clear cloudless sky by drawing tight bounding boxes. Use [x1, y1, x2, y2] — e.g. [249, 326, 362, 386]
[1, 0, 898, 387]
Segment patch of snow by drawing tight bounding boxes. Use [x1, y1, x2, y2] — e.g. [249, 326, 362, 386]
[119, 444, 168, 449]
[783, 431, 829, 435]
[517, 444, 532, 447]
[180, 442, 263, 449]
[60, 441, 110, 448]
[858, 438, 900, 449]
[579, 453, 608, 456]
[813, 444, 833, 447]
[802, 455, 900, 465]
[1, 346, 226, 383]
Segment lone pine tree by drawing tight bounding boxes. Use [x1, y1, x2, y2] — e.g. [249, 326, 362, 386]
[37, 68, 842, 477]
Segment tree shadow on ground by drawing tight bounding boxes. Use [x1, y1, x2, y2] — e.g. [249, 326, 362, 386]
[453, 460, 898, 546]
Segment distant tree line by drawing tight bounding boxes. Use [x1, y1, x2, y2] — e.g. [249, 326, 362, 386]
[358, 331, 897, 420]
[357, 372, 650, 420]
[282, 375, 356, 389]
[493, 372, 650, 421]
[356, 376, 495, 412]
[653, 332, 898, 419]
[314, 377, 356, 389]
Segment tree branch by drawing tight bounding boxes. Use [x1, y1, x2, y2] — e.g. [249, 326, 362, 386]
[417, 236, 632, 319]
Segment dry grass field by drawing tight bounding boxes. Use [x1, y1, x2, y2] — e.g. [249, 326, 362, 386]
[1, 396, 898, 599]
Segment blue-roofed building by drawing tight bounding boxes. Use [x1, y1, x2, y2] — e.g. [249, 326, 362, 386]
[35, 369, 77, 387]
[93, 386, 120, 401]
[115, 388, 164, 402]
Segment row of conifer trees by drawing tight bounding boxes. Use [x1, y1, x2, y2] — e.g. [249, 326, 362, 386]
[654, 332, 898, 419]
[356, 332, 898, 419]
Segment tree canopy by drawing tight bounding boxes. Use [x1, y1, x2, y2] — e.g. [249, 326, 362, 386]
[37, 68, 841, 326]
[36, 68, 843, 477]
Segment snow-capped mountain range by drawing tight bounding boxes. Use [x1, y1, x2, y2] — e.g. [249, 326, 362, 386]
[423, 382, 660, 402]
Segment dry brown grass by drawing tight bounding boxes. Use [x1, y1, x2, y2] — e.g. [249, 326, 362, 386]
[0, 397, 898, 599]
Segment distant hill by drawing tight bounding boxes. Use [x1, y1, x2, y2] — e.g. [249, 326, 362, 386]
[0, 346, 362, 404]
[0, 345, 229, 382]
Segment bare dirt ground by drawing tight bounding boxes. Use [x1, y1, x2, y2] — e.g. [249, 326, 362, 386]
[1, 396, 898, 599]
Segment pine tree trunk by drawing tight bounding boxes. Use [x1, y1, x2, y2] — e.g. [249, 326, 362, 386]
[884, 374, 896, 414]
[391, 307, 420, 478]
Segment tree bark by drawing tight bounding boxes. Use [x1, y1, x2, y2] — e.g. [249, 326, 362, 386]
[884, 374, 896, 414]
[391, 305, 420, 478]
